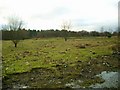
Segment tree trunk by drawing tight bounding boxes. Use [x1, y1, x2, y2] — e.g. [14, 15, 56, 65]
[64, 37, 67, 41]
[15, 43, 17, 47]
[12, 40, 19, 48]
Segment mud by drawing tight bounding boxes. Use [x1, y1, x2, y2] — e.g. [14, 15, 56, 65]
[2, 54, 119, 89]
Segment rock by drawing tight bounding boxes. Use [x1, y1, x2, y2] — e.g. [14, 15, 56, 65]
[70, 79, 74, 82]
[64, 65, 67, 68]
[31, 78, 34, 80]
[103, 63, 106, 65]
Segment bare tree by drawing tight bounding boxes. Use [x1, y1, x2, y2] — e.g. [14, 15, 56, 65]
[61, 20, 72, 41]
[100, 26, 104, 33]
[61, 20, 72, 31]
[2, 16, 24, 47]
[108, 28, 113, 33]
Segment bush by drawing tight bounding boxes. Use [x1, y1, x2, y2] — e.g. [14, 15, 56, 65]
[107, 34, 112, 38]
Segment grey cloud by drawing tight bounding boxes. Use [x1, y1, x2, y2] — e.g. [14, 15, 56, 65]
[31, 7, 70, 20]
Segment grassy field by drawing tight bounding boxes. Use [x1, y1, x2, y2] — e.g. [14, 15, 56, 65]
[2, 36, 119, 88]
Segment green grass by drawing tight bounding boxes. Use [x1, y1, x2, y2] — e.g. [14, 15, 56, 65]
[2, 36, 117, 76]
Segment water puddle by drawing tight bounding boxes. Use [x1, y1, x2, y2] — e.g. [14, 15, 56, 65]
[65, 71, 119, 89]
[89, 71, 119, 88]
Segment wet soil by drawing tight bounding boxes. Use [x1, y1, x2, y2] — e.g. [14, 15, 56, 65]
[89, 71, 119, 88]
[2, 53, 119, 89]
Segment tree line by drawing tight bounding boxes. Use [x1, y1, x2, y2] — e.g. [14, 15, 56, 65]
[1, 28, 118, 40]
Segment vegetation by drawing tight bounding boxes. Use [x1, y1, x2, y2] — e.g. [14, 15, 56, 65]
[2, 28, 118, 40]
[61, 21, 72, 41]
[2, 16, 24, 47]
[2, 36, 119, 88]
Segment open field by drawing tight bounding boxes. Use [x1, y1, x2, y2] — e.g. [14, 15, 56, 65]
[2, 36, 119, 88]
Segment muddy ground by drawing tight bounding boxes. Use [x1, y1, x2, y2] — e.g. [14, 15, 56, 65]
[2, 53, 119, 89]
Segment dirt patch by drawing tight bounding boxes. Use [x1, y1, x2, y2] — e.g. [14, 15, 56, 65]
[2, 54, 119, 89]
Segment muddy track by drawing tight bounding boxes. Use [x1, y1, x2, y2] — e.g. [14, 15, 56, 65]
[2, 54, 119, 89]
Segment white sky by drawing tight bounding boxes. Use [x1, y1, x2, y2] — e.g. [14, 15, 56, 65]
[0, 0, 119, 31]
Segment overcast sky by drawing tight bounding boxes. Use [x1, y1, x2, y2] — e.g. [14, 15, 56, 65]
[0, 0, 119, 31]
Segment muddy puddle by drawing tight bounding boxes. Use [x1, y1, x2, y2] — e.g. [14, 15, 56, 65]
[89, 71, 119, 88]
[65, 71, 119, 89]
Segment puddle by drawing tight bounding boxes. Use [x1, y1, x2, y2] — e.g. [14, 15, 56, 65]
[89, 71, 119, 88]
[65, 71, 119, 89]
